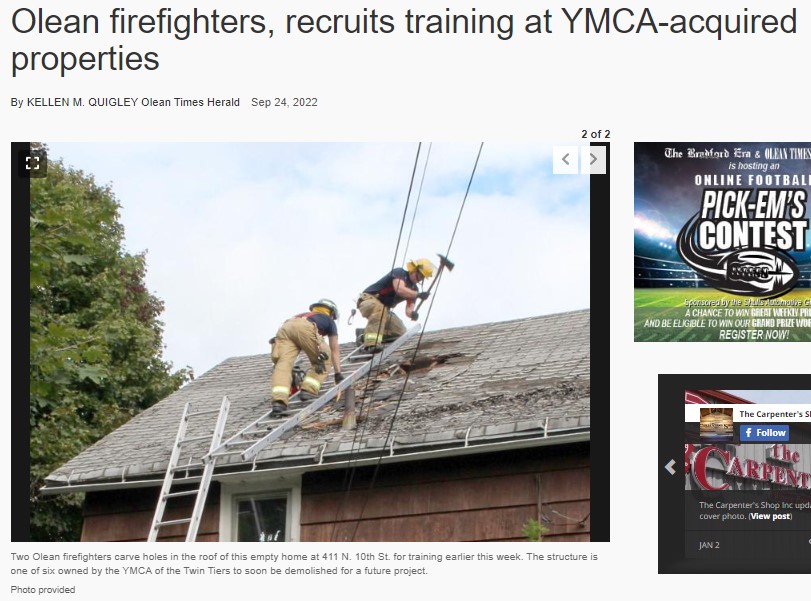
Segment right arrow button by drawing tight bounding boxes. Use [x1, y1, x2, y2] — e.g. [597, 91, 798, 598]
[581, 146, 606, 174]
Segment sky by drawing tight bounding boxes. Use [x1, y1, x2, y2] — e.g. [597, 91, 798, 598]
[45, 142, 590, 378]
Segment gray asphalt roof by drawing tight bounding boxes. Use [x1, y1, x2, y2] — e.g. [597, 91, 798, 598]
[45, 309, 590, 489]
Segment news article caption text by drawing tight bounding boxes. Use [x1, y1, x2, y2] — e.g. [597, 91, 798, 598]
[9, 550, 598, 594]
[10, 6, 799, 77]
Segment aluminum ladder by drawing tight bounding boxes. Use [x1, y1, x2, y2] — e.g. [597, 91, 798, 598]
[206, 323, 420, 463]
[156, 324, 420, 542]
[147, 395, 230, 542]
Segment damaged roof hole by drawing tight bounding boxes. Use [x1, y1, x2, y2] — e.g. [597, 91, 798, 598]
[399, 353, 464, 373]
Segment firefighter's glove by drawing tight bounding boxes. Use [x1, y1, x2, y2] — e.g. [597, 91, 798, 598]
[416, 291, 430, 301]
[334, 372, 345, 383]
[314, 352, 329, 374]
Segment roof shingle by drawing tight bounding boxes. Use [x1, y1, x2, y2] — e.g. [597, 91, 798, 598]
[45, 309, 590, 488]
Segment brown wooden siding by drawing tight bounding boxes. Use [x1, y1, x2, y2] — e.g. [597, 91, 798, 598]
[78, 443, 589, 542]
[300, 443, 590, 542]
[81, 484, 220, 542]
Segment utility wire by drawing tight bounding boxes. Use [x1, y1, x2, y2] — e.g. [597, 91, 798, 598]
[444, 142, 483, 258]
[401, 143, 432, 266]
[390, 143, 422, 274]
[347, 143, 484, 541]
[329, 142, 423, 541]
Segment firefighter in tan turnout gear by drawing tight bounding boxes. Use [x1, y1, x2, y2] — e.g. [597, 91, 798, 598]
[357, 258, 435, 350]
[269, 299, 343, 415]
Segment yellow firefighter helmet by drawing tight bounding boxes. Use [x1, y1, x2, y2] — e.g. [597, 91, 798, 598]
[406, 258, 436, 278]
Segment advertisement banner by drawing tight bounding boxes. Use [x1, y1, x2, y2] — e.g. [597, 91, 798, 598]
[635, 142, 811, 342]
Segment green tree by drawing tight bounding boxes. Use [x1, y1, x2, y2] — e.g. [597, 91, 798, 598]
[29, 149, 190, 541]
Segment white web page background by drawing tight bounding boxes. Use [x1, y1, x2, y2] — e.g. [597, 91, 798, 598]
[3, 0, 810, 596]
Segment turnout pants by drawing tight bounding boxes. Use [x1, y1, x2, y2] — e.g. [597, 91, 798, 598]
[358, 292, 406, 348]
[270, 318, 330, 405]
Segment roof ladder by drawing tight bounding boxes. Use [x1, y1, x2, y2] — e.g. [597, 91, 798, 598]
[206, 324, 421, 464]
[151, 324, 419, 542]
[147, 395, 230, 542]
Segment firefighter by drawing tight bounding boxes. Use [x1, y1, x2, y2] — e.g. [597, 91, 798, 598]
[269, 299, 343, 415]
[357, 258, 435, 350]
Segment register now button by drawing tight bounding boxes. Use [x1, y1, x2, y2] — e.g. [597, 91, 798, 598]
[740, 425, 790, 441]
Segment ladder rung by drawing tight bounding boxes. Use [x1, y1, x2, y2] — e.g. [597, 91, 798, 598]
[178, 435, 211, 444]
[211, 448, 248, 457]
[188, 408, 222, 417]
[241, 427, 278, 436]
[163, 490, 198, 499]
[224, 440, 257, 447]
[156, 517, 192, 527]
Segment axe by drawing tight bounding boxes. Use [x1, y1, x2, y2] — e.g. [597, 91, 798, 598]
[412, 253, 455, 320]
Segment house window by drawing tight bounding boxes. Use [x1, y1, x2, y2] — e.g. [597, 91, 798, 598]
[221, 476, 301, 542]
[235, 495, 287, 542]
